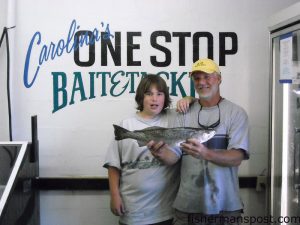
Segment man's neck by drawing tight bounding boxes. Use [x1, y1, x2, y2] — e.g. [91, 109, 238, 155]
[198, 95, 222, 107]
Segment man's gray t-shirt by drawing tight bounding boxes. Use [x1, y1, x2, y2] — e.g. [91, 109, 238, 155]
[172, 98, 249, 214]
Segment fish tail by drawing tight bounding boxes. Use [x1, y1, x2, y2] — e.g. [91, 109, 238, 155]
[113, 124, 130, 140]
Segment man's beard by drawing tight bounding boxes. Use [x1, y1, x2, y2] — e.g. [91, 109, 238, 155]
[196, 84, 219, 100]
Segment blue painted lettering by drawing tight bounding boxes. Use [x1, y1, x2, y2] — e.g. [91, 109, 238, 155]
[52, 72, 68, 113]
[24, 19, 113, 88]
[24, 32, 41, 88]
[51, 71, 193, 113]
[69, 72, 88, 105]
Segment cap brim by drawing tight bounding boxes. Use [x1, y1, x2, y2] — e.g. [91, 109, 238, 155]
[189, 69, 213, 77]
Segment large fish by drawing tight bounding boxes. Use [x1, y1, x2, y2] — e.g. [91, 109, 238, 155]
[113, 124, 215, 147]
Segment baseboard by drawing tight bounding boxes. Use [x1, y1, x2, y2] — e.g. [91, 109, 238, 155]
[34, 177, 109, 190]
[34, 177, 257, 190]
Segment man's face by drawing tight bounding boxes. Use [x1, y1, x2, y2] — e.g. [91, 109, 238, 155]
[191, 71, 221, 100]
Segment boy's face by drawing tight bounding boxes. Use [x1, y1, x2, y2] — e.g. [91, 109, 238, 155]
[142, 85, 165, 117]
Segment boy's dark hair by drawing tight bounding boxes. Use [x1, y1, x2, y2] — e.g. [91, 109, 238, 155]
[135, 74, 171, 113]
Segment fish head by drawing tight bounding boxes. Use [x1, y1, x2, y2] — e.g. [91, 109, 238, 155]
[194, 129, 216, 143]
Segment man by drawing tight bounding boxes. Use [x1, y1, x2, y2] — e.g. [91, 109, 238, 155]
[149, 58, 249, 225]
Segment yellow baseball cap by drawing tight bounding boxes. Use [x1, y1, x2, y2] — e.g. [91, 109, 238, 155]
[190, 58, 220, 77]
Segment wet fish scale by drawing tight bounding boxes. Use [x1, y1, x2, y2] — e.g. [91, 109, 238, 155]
[113, 125, 215, 147]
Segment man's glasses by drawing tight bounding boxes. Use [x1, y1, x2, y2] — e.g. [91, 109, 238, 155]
[197, 98, 222, 130]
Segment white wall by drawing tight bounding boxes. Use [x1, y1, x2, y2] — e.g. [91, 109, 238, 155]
[3, 0, 299, 178]
[0, 0, 9, 141]
[1, 1, 299, 225]
[40, 191, 119, 225]
[0, 0, 16, 141]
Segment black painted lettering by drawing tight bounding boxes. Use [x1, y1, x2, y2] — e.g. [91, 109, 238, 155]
[127, 32, 141, 66]
[101, 32, 121, 66]
[219, 32, 238, 66]
[192, 32, 214, 62]
[150, 31, 171, 67]
[74, 30, 95, 67]
[173, 32, 191, 66]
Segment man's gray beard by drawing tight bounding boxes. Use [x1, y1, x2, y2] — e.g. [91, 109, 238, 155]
[197, 85, 219, 100]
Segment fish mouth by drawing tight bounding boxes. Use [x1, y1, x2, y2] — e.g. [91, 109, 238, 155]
[198, 130, 216, 143]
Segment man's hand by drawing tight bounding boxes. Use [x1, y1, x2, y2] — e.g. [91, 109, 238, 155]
[181, 138, 244, 167]
[180, 138, 207, 159]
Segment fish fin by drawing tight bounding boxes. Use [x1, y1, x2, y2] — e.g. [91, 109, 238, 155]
[173, 126, 206, 131]
[137, 140, 147, 147]
[139, 126, 166, 131]
[113, 124, 129, 140]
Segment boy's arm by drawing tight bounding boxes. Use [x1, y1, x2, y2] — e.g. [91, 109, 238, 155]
[108, 167, 126, 216]
[176, 96, 196, 113]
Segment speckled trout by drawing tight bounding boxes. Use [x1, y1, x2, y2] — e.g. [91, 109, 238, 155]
[113, 124, 216, 147]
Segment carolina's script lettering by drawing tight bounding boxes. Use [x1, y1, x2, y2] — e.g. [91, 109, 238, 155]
[23, 19, 238, 113]
[23, 19, 113, 88]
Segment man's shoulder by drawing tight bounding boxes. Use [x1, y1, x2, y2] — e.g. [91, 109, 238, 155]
[222, 99, 247, 114]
